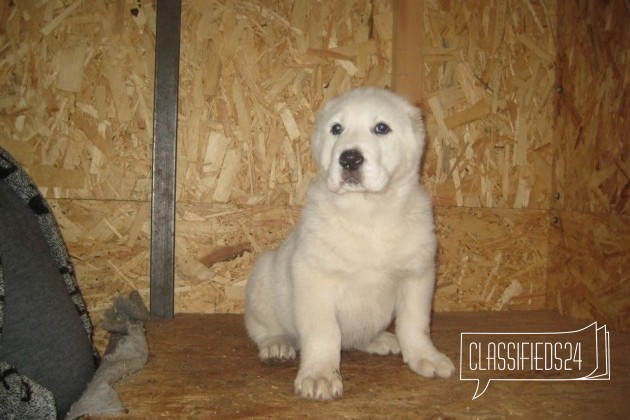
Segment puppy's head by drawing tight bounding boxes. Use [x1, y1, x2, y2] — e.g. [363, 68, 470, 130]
[311, 87, 426, 194]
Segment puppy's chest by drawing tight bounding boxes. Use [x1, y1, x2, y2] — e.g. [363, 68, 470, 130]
[337, 275, 398, 308]
[336, 277, 398, 347]
[335, 221, 426, 268]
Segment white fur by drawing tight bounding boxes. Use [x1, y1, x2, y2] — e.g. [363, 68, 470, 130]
[245, 87, 454, 400]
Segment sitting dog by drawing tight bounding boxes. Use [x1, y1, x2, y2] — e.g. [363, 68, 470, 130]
[245, 87, 454, 400]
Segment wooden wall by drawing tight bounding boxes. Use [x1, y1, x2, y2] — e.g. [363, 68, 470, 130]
[174, 0, 559, 315]
[174, 0, 393, 313]
[547, 0, 629, 331]
[0, 0, 627, 350]
[1, 0, 155, 348]
[419, 0, 556, 311]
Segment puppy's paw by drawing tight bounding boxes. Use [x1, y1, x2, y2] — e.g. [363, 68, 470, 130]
[259, 336, 296, 364]
[294, 368, 343, 400]
[408, 351, 455, 378]
[360, 331, 401, 355]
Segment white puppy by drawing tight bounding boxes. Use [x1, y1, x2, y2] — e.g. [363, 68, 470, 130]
[245, 87, 454, 400]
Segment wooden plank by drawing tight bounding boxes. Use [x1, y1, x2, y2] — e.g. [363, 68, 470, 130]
[151, 0, 181, 319]
[392, 0, 423, 104]
[107, 312, 629, 418]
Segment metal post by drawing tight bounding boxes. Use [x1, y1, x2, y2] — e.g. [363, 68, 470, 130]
[150, 0, 181, 319]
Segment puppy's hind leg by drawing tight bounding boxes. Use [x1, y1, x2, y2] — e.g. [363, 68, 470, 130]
[358, 331, 401, 356]
[246, 314, 296, 363]
[258, 336, 296, 363]
[245, 253, 296, 363]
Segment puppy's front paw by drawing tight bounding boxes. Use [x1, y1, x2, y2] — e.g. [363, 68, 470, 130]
[294, 368, 343, 400]
[259, 336, 296, 364]
[408, 351, 455, 378]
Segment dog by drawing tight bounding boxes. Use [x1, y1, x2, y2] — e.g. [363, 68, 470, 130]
[245, 87, 454, 400]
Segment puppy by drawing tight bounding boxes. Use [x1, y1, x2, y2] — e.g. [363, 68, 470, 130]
[245, 87, 454, 400]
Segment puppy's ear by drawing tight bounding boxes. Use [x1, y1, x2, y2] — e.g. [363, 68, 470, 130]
[409, 103, 425, 133]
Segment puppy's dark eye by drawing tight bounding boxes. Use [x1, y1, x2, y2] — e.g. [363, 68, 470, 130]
[331, 123, 343, 136]
[374, 122, 391, 135]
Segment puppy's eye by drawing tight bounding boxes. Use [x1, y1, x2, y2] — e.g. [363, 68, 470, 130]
[374, 122, 391, 135]
[330, 123, 343, 136]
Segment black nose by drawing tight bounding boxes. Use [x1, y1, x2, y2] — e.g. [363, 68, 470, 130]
[339, 149, 364, 172]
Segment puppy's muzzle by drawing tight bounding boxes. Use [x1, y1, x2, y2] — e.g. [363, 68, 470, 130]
[339, 149, 364, 186]
[339, 149, 364, 172]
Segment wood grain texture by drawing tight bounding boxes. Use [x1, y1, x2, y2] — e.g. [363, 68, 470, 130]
[0, 0, 155, 201]
[103, 312, 629, 418]
[1, 0, 627, 337]
[548, 211, 630, 332]
[420, 0, 556, 210]
[49, 199, 151, 354]
[393, 0, 423, 104]
[176, 0, 392, 207]
[434, 207, 548, 312]
[547, 0, 629, 332]
[552, 0, 629, 214]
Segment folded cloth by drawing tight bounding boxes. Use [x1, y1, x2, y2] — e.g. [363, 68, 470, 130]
[66, 291, 150, 419]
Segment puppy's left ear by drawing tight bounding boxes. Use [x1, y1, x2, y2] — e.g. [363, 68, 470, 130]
[409, 102, 425, 133]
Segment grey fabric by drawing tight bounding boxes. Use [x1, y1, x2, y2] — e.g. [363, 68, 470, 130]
[0, 149, 95, 338]
[67, 291, 150, 419]
[0, 360, 56, 420]
[0, 181, 96, 417]
[0, 146, 99, 419]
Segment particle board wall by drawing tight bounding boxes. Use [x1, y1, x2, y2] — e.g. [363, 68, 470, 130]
[0, 0, 627, 346]
[552, 0, 628, 215]
[1, 1, 155, 201]
[547, 0, 629, 332]
[433, 207, 548, 312]
[173, 0, 394, 314]
[420, 0, 556, 210]
[176, 0, 393, 208]
[174, 0, 556, 315]
[0, 0, 155, 349]
[411, 0, 556, 311]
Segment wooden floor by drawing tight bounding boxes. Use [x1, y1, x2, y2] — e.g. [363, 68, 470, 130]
[106, 311, 628, 418]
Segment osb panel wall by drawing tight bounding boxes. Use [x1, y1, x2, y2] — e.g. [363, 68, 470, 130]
[548, 0, 629, 332]
[0, 0, 559, 326]
[548, 212, 629, 332]
[173, 0, 394, 313]
[0, 0, 619, 335]
[50, 199, 151, 348]
[552, 0, 628, 215]
[176, 205, 301, 313]
[421, 0, 556, 210]
[0, 1, 155, 200]
[417, 0, 556, 310]
[176, 0, 392, 207]
[174, 0, 558, 314]
[0, 0, 155, 350]
[434, 208, 548, 312]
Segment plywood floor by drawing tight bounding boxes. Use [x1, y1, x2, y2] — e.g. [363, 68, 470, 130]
[106, 311, 628, 418]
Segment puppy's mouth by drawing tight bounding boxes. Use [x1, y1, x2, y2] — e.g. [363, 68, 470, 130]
[327, 149, 389, 194]
[328, 169, 369, 194]
[341, 170, 362, 186]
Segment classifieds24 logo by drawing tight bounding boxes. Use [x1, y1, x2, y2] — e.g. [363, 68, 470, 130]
[460, 322, 611, 399]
